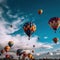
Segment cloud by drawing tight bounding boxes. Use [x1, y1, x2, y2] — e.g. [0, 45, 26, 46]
[0, 0, 7, 5]
[6, 10, 18, 18]
[0, 6, 53, 59]
[0, 9, 24, 34]
[0, 19, 52, 51]
[44, 36, 48, 39]
[0, 0, 6, 3]
[0, 7, 4, 17]
[6, 9, 25, 20]
[0, 52, 18, 59]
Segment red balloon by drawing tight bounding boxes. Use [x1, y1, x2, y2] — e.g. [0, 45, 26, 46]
[5, 54, 10, 58]
[23, 52, 27, 57]
[48, 17, 60, 33]
[53, 37, 59, 43]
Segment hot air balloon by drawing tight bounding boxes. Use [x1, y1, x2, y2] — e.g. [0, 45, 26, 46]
[10, 25, 13, 28]
[32, 50, 34, 53]
[0, 49, 5, 54]
[53, 37, 59, 43]
[10, 55, 13, 59]
[28, 53, 34, 59]
[33, 45, 35, 47]
[38, 9, 43, 14]
[16, 49, 22, 56]
[23, 51, 27, 57]
[48, 17, 60, 33]
[5, 54, 10, 58]
[8, 41, 14, 47]
[4, 46, 10, 52]
[23, 22, 36, 40]
[22, 51, 28, 60]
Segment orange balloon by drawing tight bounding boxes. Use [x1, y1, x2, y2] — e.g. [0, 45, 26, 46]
[30, 25, 36, 32]
[4, 46, 10, 52]
[32, 25, 36, 32]
[28, 53, 34, 59]
[38, 9, 43, 14]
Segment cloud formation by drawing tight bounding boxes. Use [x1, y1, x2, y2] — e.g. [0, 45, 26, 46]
[44, 36, 48, 39]
[0, 0, 6, 3]
[0, 5, 53, 56]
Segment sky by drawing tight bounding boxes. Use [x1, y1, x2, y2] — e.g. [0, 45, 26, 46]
[0, 0, 60, 58]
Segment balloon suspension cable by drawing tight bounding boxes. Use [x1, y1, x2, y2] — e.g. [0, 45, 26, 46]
[30, 22, 32, 27]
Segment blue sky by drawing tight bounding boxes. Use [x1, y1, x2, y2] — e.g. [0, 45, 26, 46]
[7, 0, 60, 43]
[0, 0, 60, 56]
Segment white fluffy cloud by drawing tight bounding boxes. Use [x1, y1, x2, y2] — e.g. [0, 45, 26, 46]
[44, 36, 48, 39]
[0, 0, 7, 5]
[0, 0, 6, 3]
[0, 6, 53, 55]
[0, 20, 53, 51]
[7, 10, 18, 18]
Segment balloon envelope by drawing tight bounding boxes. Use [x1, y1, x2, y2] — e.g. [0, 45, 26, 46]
[33, 45, 35, 47]
[28, 53, 34, 59]
[8, 41, 14, 47]
[16, 49, 23, 56]
[32, 50, 34, 53]
[5, 54, 10, 58]
[23, 22, 36, 40]
[53, 37, 59, 43]
[48, 17, 60, 32]
[4, 46, 10, 52]
[38, 9, 43, 14]
[1, 49, 5, 54]
[23, 51, 27, 57]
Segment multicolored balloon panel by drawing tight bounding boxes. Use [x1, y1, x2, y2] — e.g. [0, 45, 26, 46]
[48, 17, 60, 32]
[23, 22, 36, 40]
